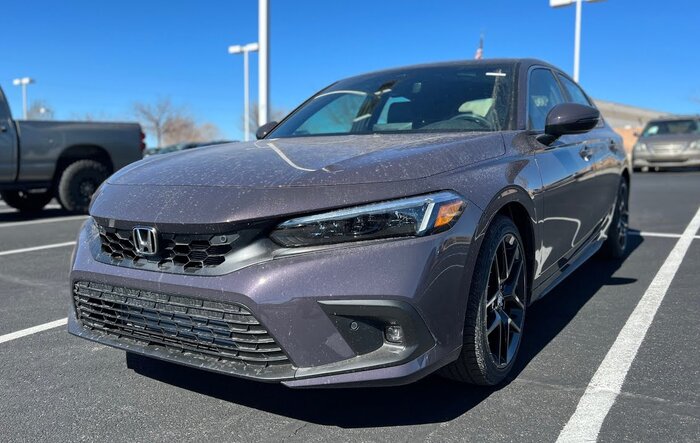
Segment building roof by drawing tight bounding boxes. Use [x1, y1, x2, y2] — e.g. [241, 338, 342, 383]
[593, 99, 669, 128]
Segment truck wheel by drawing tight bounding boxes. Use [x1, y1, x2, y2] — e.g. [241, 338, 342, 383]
[0, 190, 53, 213]
[57, 160, 109, 214]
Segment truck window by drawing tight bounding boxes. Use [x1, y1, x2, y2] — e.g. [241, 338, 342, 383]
[0, 88, 12, 120]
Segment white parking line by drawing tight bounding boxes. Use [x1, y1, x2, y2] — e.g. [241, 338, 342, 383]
[0, 215, 87, 228]
[0, 241, 76, 256]
[630, 231, 700, 240]
[557, 206, 700, 443]
[0, 318, 68, 344]
[0, 204, 62, 214]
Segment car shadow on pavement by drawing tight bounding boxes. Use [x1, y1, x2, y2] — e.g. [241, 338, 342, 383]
[127, 235, 642, 428]
[508, 233, 642, 380]
[0, 206, 72, 223]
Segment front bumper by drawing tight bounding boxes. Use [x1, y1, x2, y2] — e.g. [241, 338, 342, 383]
[633, 151, 700, 168]
[68, 207, 480, 387]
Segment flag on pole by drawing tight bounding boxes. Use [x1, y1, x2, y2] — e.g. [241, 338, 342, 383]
[474, 34, 484, 60]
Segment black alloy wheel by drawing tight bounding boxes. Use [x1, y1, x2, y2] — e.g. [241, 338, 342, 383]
[601, 179, 630, 259]
[484, 232, 526, 368]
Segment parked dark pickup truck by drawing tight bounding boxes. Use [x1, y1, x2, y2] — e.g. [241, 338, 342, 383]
[0, 85, 144, 213]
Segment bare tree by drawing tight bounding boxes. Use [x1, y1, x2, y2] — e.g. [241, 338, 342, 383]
[133, 98, 221, 147]
[133, 98, 176, 147]
[161, 116, 221, 146]
[239, 102, 288, 140]
[27, 100, 54, 120]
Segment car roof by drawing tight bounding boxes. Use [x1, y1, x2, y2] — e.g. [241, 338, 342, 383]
[343, 58, 558, 79]
[647, 115, 700, 123]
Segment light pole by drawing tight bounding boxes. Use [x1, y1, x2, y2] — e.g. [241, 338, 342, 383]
[550, 0, 605, 82]
[228, 42, 259, 141]
[12, 77, 35, 120]
[258, 0, 270, 126]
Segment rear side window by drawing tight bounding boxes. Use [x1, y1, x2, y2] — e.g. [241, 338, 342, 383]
[557, 74, 592, 106]
[528, 69, 565, 131]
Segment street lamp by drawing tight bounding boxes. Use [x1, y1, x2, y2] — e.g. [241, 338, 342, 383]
[258, 0, 270, 127]
[550, 0, 605, 82]
[228, 42, 259, 141]
[12, 77, 35, 120]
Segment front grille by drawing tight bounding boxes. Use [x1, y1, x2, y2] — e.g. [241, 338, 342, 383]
[650, 143, 685, 153]
[97, 225, 252, 273]
[73, 281, 290, 368]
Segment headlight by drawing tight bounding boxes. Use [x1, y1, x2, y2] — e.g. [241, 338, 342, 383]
[690, 140, 700, 150]
[270, 191, 466, 247]
[634, 142, 647, 152]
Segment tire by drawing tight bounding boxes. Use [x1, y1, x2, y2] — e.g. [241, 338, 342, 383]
[0, 189, 53, 212]
[441, 216, 528, 385]
[601, 179, 629, 259]
[57, 159, 109, 214]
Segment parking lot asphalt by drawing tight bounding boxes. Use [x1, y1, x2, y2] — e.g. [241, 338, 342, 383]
[0, 171, 699, 442]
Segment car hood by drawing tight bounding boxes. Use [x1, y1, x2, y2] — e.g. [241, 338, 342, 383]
[107, 133, 504, 188]
[93, 132, 504, 227]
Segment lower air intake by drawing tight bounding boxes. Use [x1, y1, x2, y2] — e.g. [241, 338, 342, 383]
[72, 281, 291, 373]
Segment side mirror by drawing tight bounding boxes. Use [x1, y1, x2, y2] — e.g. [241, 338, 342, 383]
[539, 103, 600, 145]
[255, 121, 278, 140]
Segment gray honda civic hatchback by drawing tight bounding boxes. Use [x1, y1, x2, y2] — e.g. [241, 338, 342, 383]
[68, 59, 629, 387]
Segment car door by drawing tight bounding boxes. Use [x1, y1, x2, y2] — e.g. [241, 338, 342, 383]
[556, 72, 621, 222]
[529, 68, 602, 281]
[0, 87, 18, 182]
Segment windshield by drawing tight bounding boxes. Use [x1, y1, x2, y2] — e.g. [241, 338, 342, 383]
[642, 119, 700, 136]
[268, 64, 515, 138]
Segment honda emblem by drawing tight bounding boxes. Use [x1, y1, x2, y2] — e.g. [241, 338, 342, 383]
[132, 226, 158, 256]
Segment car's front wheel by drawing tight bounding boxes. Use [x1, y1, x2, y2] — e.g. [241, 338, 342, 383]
[601, 179, 629, 259]
[441, 216, 527, 385]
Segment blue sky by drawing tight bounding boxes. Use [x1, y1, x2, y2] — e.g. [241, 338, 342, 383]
[2, 0, 698, 144]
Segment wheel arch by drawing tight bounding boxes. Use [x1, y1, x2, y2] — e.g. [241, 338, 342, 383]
[52, 145, 114, 185]
[468, 186, 538, 305]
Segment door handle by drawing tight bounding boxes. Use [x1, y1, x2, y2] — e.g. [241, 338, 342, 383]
[0, 125, 7, 133]
[579, 145, 592, 161]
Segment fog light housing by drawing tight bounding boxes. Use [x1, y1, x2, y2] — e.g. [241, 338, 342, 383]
[384, 325, 404, 343]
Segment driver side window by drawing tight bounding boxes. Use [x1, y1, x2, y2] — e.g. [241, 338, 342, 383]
[528, 69, 565, 131]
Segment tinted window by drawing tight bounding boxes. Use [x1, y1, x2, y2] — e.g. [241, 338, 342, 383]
[557, 74, 591, 106]
[269, 64, 515, 138]
[642, 119, 700, 136]
[528, 69, 565, 131]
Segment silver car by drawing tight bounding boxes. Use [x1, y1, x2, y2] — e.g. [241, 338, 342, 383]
[633, 116, 700, 170]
